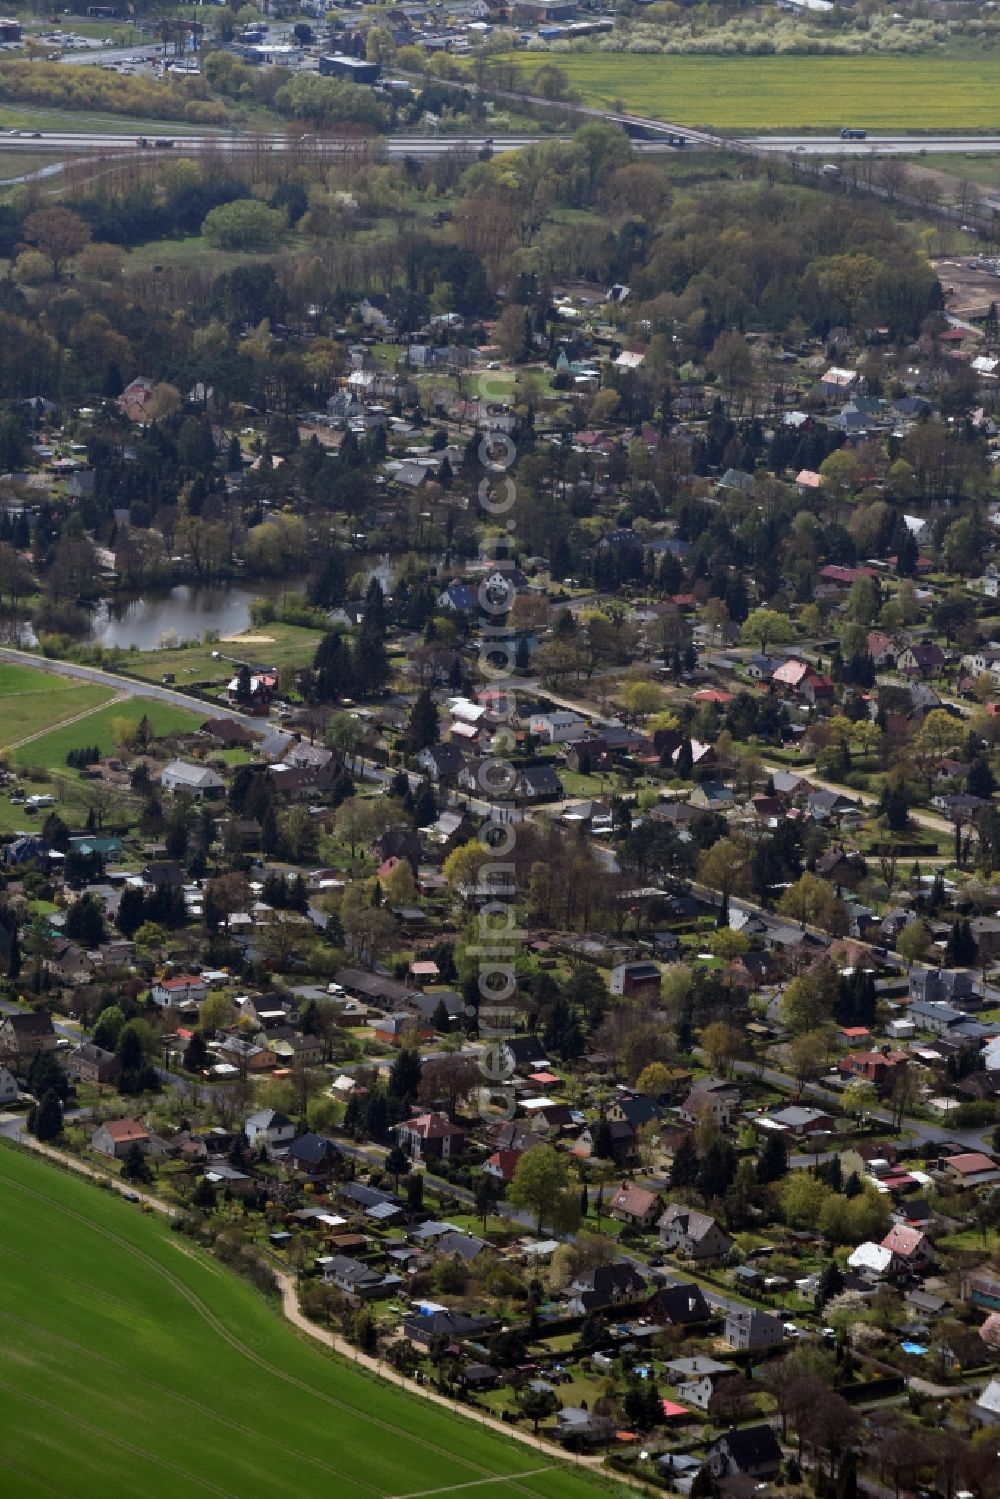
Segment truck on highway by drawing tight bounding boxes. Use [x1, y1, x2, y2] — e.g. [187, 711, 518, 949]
[135, 136, 175, 148]
[840, 127, 867, 140]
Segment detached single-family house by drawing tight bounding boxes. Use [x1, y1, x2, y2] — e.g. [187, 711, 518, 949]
[0, 1066, 18, 1103]
[881, 1223, 934, 1271]
[287, 1133, 339, 1179]
[68, 1043, 120, 1086]
[244, 1108, 296, 1154]
[514, 765, 563, 802]
[91, 1118, 150, 1159]
[320, 1254, 401, 1302]
[724, 1306, 784, 1352]
[658, 1204, 733, 1262]
[564, 1261, 647, 1314]
[666, 1356, 734, 1411]
[0, 1011, 56, 1062]
[708, 1426, 783, 1479]
[159, 760, 225, 800]
[609, 1184, 663, 1229]
[394, 1112, 467, 1162]
[898, 643, 946, 679]
[529, 712, 587, 744]
[680, 1078, 740, 1128]
[610, 961, 662, 1000]
[150, 975, 207, 1009]
[642, 1283, 711, 1327]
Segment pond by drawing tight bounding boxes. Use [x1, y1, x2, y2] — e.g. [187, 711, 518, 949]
[16, 582, 286, 651]
[88, 583, 278, 650]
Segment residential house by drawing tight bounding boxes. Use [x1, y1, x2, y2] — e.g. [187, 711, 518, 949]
[867, 631, 903, 668]
[680, 1078, 740, 1128]
[666, 1357, 734, 1411]
[972, 1379, 1000, 1424]
[0, 1066, 17, 1104]
[909, 967, 976, 1004]
[91, 1118, 150, 1159]
[44, 939, 93, 987]
[971, 918, 1000, 963]
[963, 1268, 1000, 1311]
[772, 659, 834, 702]
[898, 643, 946, 679]
[642, 1283, 711, 1327]
[200, 717, 258, 749]
[394, 1112, 467, 1162]
[159, 760, 225, 800]
[287, 1133, 339, 1180]
[724, 1306, 785, 1352]
[658, 1204, 733, 1262]
[840, 1050, 909, 1092]
[607, 1094, 661, 1131]
[689, 780, 735, 813]
[150, 975, 207, 1009]
[529, 712, 587, 744]
[609, 1184, 663, 1229]
[514, 765, 563, 802]
[118, 376, 154, 422]
[404, 1309, 497, 1347]
[0, 1010, 56, 1062]
[68, 1043, 120, 1086]
[415, 743, 465, 784]
[373, 1013, 430, 1049]
[609, 961, 662, 999]
[320, 1254, 401, 1302]
[881, 1223, 934, 1272]
[483, 1149, 522, 1183]
[938, 1151, 1000, 1188]
[707, 1426, 783, 1480]
[564, 1261, 647, 1313]
[765, 1106, 835, 1138]
[244, 1108, 296, 1154]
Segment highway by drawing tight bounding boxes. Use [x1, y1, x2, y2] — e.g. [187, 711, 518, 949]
[749, 133, 1000, 156]
[4, 127, 1000, 163]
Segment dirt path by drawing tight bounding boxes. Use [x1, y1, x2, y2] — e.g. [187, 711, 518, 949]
[273, 1268, 611, 1470]
[8, 1134, 639, 1492]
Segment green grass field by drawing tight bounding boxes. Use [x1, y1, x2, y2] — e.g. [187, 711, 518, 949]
[505, 53, 1000, 131]
[13, 696, 203, 768]
[119, 621, 326, 686]
[0, 1143, 626, 1499]
[0, 663, 116, 751]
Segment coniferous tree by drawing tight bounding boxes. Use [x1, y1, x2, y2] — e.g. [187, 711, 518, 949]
[670, 1133, 699, 1189]
[32, 1087, 63, 1142]
[406, 688, 439, 754]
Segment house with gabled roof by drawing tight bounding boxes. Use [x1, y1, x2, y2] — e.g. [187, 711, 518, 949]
[609, 1184, 663, 1228]
[658, 1204, 733, 1262]
[394, 1111, 466, 1162]
[708, 1425, 782, 1479]
[881, 1223, 934, 1271]
[91, 1118, 150, 1159]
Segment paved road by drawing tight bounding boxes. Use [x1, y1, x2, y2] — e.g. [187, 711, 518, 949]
[750, 133, 1000, 156]
[729, 1055, 992, 1153]
[0, 645, 257, 725]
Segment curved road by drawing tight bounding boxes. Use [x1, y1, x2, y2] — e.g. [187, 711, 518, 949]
[0, 644, 258, 728]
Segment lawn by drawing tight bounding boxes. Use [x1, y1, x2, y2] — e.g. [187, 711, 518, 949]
[0, 1142, 629, 1499]
[13, 697, 203, 768]
[118, 621, 326, 686]
[503, 53, 1000, 132]
[0, 663, 116, 752]
[0, 102, 213, 135]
